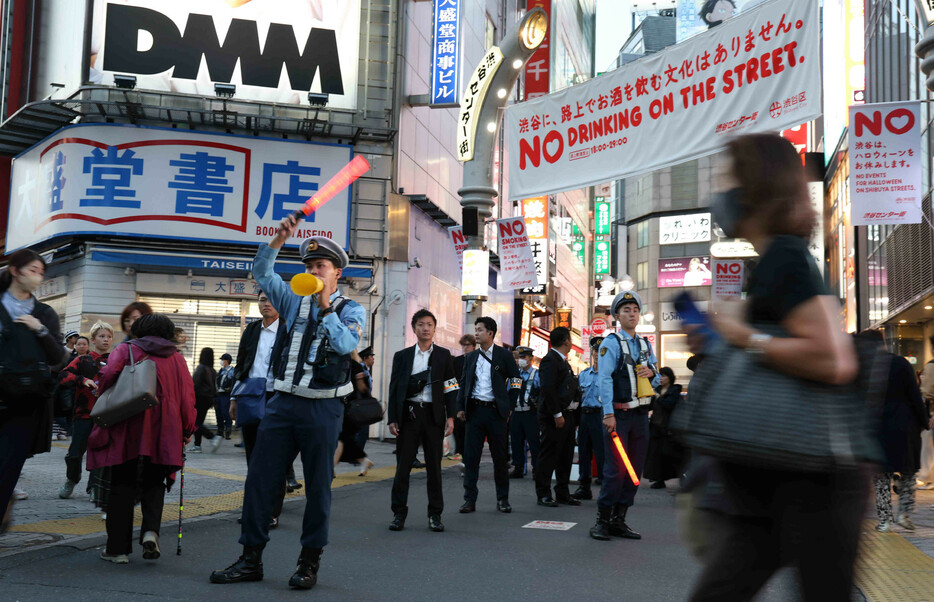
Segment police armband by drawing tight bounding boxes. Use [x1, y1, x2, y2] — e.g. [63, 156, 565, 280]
[443, 378, 460, 394]
[508, 377, 523, 390]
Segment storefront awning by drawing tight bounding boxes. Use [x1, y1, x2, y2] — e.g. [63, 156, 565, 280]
[90, 248, 373, 279]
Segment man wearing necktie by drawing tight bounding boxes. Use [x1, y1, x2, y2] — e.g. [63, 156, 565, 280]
[456, 317, 522, 514]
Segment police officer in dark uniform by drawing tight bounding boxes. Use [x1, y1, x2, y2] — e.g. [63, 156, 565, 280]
[211, 217, 366, 590]
[589, 291, 658, 541]
[573, 335, 605, 500]
[509, 346, 540, 479]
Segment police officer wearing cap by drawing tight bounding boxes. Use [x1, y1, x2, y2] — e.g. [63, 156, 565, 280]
[589, 291, 659, 541]
[572, 335, 606, 501]
[509, 346, 540, 479]
[211, 216, 365, 590]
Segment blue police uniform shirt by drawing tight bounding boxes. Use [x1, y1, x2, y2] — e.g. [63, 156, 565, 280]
[253, 244, 366, 361]
[579, 367, 602, 408]
[596, 331, 660, 416]
[518, 366, 539, 408]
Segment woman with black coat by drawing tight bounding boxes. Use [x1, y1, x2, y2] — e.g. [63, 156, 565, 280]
[859, 329, 932, 532]
[0, 249, 64, 532]
[644, 367, 685, 488]
[191, 347, 221, 453]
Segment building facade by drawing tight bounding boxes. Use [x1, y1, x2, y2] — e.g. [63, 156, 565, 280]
[0, 0, 597, 436]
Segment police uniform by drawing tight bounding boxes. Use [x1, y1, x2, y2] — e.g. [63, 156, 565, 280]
[590, 292, 659, 541]
[211, 236, 365, 589]
[572, 336, 605, 500]
[509, 347, 540, 478]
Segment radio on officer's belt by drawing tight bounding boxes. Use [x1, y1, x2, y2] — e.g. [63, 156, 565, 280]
[635, 351, 655, 398]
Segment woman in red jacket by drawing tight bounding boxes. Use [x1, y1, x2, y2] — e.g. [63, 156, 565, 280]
[88, 314, 197, 564]
[58, 321, 113, 499]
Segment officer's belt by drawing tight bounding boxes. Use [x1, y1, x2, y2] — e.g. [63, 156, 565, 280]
[613, 398, 652, 410]
[513, 406, 534, 412]
[274, 380, 354, 399]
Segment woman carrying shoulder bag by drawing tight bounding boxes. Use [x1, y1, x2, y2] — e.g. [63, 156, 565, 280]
[0, 249, 65, 533]
[687, 134, 865, 601]
[87, 314, 197, 564]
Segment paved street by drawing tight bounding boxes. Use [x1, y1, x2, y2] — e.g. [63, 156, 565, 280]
[0, 432, 813, 601]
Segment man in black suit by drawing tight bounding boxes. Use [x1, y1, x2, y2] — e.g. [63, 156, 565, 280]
[535, 327, 582, 507]
[449, 334, 477, 460]
[456, 317, 521, 514]
[387, 309, 458, 532]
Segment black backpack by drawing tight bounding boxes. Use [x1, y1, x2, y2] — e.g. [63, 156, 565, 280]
[0, 303, 54, 403]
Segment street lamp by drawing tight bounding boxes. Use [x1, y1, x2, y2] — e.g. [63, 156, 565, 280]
[914, 1, 934, 90]
[456, 7, 548, 304]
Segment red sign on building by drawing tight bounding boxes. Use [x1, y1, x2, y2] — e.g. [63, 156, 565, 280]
[524, 0, 551, 100]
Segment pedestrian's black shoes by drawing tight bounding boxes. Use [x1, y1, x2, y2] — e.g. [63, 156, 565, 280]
[209, 545, 264, 583]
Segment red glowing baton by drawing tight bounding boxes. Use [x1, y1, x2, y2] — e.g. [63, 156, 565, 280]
[610, 431, 640, 486]
[290, 155, 370, 221]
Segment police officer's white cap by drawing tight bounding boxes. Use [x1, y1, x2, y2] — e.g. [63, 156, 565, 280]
[515, 346, 535, 356]
[300, 237, 349, 269]
[611, 291, 643, 315]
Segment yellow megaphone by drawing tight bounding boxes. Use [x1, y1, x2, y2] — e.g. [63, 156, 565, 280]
[290, 273, 324, 296]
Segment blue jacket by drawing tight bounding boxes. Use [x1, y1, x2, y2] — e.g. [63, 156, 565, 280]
[253, 244, 366, 392]
[597, 331, 659, 415]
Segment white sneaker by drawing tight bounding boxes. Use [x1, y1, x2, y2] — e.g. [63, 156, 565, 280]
[897, 515, 916, 531]
[189, 445, 202, 453]
[141, 531, 160, 559]
[13, 487, 28, 501]
[358, 458, 374, 476]
[876, 521, 892, 533]
[100, 551, 129, 564]
[209, 437, 223, 454]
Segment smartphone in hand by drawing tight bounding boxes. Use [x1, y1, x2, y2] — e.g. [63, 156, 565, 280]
[673, 292, 722, 352]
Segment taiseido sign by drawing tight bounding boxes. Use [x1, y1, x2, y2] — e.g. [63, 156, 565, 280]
[90, 1, 361, 108]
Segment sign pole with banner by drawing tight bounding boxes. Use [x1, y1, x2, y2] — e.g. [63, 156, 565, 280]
[506, 0, 821, 200]
[848, 101, 923, 226]
[496, 217, 539, 289]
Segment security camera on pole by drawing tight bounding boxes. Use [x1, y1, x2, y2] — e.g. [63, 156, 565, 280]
[456, 7, 548, 324]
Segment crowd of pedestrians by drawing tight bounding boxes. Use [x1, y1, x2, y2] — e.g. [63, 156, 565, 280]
[2, 133, 934, 600]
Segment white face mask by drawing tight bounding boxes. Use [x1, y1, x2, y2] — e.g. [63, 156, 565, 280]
[518, 359, 528, 369]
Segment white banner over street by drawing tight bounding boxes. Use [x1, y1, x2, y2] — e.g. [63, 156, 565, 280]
[848, 101, 923, 226]
[506, 0, 820, 200]
[496, 217, 538, 290]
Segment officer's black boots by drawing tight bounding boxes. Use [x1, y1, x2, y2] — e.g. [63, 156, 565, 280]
[610, 505, 642, 540]
[589, 506, 612, 541]
[210, 545, 264, 583]
[289, 547, 322, 590]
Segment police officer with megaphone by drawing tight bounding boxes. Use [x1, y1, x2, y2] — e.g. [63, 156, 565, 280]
[211, 215, 366, 590]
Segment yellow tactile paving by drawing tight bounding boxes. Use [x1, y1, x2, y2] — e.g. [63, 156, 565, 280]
[855, 523, 934, 601]
[7, 459, 459, 538]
